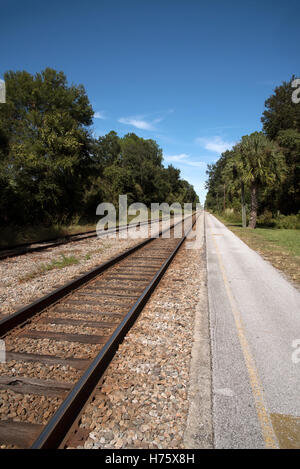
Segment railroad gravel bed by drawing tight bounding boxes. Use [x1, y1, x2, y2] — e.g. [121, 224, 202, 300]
[0, 217, 186, 317]
[0, 390, 62, 425]
[74, 230, 206, 450]
[0, 360, 80, 383]
[5, 337, 101, 359]
[0, 234, 148, 317]
[28, 323, 113, 337]
[58, 301, 126, 315]
[47, 312, 121, 323]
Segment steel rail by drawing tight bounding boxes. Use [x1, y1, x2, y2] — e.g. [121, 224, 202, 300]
[0, 213, 195, 337]
[30, 213, 198, 449]
[0, 215, 174, 260]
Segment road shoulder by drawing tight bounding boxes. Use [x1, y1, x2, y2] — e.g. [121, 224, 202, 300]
[184, 215, 213, 448]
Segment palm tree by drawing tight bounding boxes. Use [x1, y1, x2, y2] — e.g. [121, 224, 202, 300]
[222, 149, 247, 227]
[235, 132, 286, 228]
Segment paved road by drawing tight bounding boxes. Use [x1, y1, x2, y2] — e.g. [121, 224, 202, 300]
[205, 212, 300, 449]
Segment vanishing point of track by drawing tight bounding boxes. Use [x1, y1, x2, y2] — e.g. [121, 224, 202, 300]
[0, 213, 197, 449]
[0, 216, 171, 260]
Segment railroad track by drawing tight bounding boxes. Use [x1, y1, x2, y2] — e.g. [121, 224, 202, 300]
[0, 216, 172, 261]
[0, 213, 198, 449]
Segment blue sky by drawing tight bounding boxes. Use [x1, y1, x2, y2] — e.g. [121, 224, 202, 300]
[1, 0, 299, 203]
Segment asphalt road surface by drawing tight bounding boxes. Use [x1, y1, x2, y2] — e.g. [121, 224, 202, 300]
[205, 212, 300, 449]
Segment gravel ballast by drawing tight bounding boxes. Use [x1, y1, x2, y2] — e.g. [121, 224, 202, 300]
[0, 214, 213, 449]
[68, 215, 213, 449]
[0, 219, 182, 317]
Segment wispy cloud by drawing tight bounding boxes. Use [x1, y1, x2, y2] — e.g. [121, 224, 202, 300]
[195, 136, 235, 154]
[118, 117, 154, 130]
[118, 110, 173, 131]
[94, 111, 106, 119]
[185, 160, 207, 168]
[164, 153, 206, 168]
[164, 153, 188, 162]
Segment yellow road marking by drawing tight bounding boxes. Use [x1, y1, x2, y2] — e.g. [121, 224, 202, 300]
[207, 217, 278, 449]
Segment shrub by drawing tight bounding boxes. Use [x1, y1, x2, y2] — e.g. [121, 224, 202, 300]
[257, 211, 276, 227]
[275, 213, 300, 229]
[257, 211, 300, 229]
[214, 209, 245, 225]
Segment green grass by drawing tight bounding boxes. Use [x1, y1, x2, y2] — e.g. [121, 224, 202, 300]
[19, 254, 80, 282]
[18, 244, 113, 283]
[40, 254, 80, 272]
[215, 214, 300, 257]
[250, 228, 300, 257]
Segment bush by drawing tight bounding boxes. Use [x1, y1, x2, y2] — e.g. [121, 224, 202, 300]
[218, 209, 300, 229]
[257, 211, 300, 229]
[275, 213, 300, 229]
[257, 211, 276, 227]
[214, 209, 245, 225]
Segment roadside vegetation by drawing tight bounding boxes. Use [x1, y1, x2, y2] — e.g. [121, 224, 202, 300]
[206, 76, 300, 286]
[205, 76, 300, 230]
[0, 68, 199, 244]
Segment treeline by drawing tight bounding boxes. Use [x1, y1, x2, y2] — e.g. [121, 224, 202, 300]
[205, 76, 300, 228]
[0, 68, 198, 227]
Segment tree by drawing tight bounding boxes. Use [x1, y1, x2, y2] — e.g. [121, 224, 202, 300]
[276, 129, 300, 214]
[90, 131, 121, 171]
[206, 77, 300, 221]
[222, 150, 247, 227]
[205, 152, 236, 213]
[0, 68, 199, 228]
[236, 132, 286, 228]
[262, 76, 300, 140]
[0, 68, 94, 224]
[261, 77, 300, 216]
